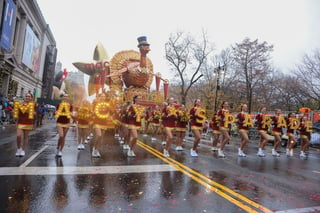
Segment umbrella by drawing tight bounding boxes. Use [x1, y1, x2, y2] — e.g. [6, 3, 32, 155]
[299, 107, 312, 113]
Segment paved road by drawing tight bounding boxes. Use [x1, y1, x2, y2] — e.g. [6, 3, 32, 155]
[0, 119, 319, 213]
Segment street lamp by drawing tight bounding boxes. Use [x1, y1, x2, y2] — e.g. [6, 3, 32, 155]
[213, 64, 225, 112]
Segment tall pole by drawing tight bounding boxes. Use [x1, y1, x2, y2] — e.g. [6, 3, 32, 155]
[213, 65, 224, 112]
[214, 73, 220, 112]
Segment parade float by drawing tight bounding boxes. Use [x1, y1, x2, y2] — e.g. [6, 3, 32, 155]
[71, 36, 169, 129]
[72, 36, 169, 108]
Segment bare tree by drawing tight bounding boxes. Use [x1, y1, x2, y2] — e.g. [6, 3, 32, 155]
[165, 30, 214, 105]
[293, 49, 320, 109]
[231, 38, 274, 112]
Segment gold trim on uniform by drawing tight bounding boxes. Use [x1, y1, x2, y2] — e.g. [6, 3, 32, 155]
[164, 126, 176, 131]
[287, 132, 294, 137]
[57, 123, 71, 128]
[78, 124, 89, 129]
[212, 130, 221, 134]
[175, 127, 187, 132]
[17, 124, 34, 130]
[219, 126, 229, 131]
[191, 126, 203, 131]
[272, 131, 281, 136]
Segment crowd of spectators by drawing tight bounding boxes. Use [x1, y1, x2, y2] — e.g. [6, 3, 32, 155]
[0, 97, 14, 125]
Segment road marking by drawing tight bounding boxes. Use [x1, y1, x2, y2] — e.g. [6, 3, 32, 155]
[20, 145, 49, 168]
[312, 170, 320, 174]
[274, 206, 320, 213]
[137, 141, 272, 213]
[0, 164, 177, 175]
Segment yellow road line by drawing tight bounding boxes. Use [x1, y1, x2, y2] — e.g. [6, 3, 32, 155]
[137, 141, 272, 213]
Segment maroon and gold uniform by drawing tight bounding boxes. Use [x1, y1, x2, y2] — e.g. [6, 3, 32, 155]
[256, 114, 269, 133]
[299, 119, 311, 139]
[236, 112, 249, 132]
[77, 105, 91, 129]
[15, 101, 36, 130]
[127, 104, 145, 130]
[120, 105, 129, 127]
[217, 108, 230, 131]
[176, 109, 189, 132]
[162, 105, 177, 130]
[189, 107, 206, 130]
[272, 115, 282, 136]
[112, 107, 122, 127]
[92, 101, 111, 130]
[209, 114, 220, 134]
[56, 102, 73, 128]
[286, 117, 295, 137]
[151, 109, 161, 127]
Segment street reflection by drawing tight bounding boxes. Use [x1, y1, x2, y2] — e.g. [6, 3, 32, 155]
[118, 173, 146, 202]
[52, 159, 69, 211]
[52, 175, 68, 211]
[161, 171, 184, 199]
[74, 174, 89, 194]
[6, 175, 31, 213]
[88, 175, 106, 207]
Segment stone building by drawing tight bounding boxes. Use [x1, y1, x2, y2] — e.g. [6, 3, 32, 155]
[0, 0, 57, 100]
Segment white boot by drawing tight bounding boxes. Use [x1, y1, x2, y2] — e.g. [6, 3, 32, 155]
[238, 148, 246, 157]
[218, 149, 225, 158]
[272, 149, 280, 157]
[163, 149, 170, 158]
[300, 151, 307, 159]
[257, 149, 265, 157]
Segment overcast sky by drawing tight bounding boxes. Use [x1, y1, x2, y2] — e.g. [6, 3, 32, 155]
[36, 0, 320, 80]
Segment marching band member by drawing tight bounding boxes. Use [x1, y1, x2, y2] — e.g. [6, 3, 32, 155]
[271, 109, 283, 157]
[55, 93, 73, 157]
[76, 100, 91, 150]
[113, 104, 122, 139]
[127, 95, 145, 157]
[160, 102, 168, 146]
[217, 101, 232, 158]
[209, 112, 220, 151]
[255, 107, 270, 157]
[119, 101, 131, 150]
[144, 106, 153, 136]
[189, 99, 206, 157]
[91, 93, 110, 157]
[236, 104, 253, 157]
[14, 93, 36, 157]
[161, 97, 177, 157]
[150, 105, 161, 141]
[299, 115, 311, 159]
[286, 112, 298, 157]
[175, 104, 189, 151]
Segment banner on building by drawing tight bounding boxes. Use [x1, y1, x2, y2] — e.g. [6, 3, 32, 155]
[0, 0, 16, 51]
[22, 24, 41, 73]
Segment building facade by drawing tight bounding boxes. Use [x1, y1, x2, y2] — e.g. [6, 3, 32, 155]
[0, 0, 57, 101]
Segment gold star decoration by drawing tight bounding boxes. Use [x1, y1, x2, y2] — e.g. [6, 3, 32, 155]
[73, 42, 110, 96]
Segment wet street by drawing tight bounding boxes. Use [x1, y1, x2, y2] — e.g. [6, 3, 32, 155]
[0, 120, 319, 213]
